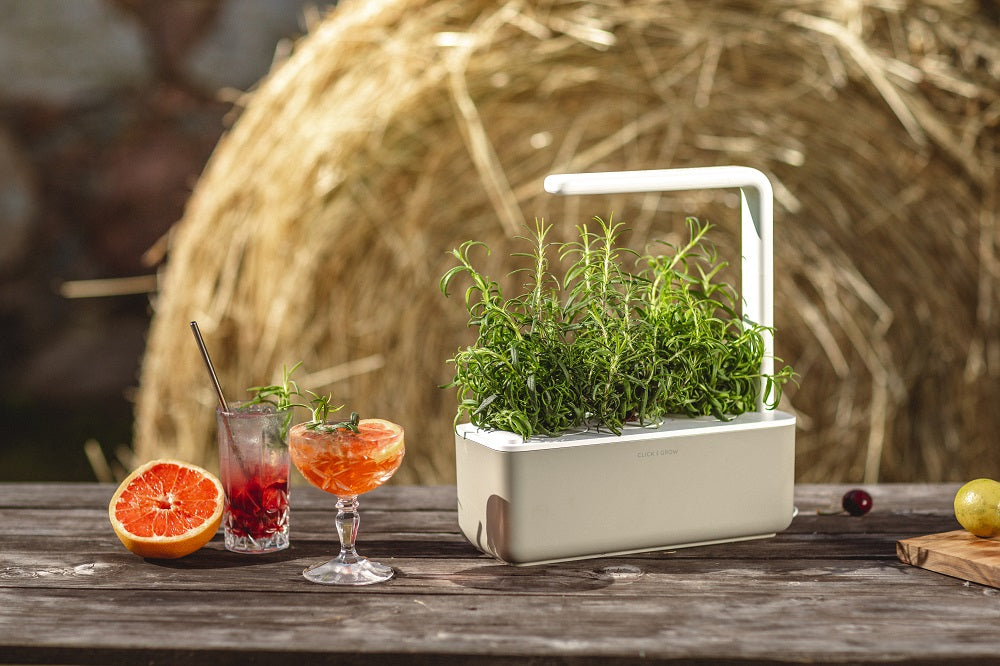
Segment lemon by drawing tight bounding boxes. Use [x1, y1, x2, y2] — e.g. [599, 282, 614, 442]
[953, 478, 1000, 538]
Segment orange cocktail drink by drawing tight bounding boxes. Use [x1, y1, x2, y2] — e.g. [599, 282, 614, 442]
[289, 418, 404, 496]
[289, 416, 404, 585]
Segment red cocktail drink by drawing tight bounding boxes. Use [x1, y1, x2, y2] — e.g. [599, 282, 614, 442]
[221, 458, 288, 542]
[217, 403, 292, 553]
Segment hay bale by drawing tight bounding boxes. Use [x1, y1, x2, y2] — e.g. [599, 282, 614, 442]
[134, 0, 999, 485]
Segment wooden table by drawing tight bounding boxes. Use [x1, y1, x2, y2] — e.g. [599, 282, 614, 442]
[3, 482, 998, 664]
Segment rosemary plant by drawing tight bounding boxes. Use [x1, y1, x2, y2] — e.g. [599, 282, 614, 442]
[440, 216, 795, 439]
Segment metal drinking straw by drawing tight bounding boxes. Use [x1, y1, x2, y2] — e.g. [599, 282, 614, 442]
[190, 321, 229, 411]
[189, 321, 243, 469]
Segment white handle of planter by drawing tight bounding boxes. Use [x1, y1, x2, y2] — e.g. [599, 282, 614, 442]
[543, 166, 774, 411]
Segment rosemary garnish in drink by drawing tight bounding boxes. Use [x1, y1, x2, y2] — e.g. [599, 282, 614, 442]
[305, 392, 361, 433]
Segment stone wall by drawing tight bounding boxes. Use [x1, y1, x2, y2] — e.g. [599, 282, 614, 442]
[0, 0, 335, 480]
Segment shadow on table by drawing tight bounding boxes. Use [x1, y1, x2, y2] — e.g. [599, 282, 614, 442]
[445, 564, 619, 592]
[144, 537, 301, 569]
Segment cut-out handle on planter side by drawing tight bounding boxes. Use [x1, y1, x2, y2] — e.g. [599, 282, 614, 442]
[543, 166, 774, 411]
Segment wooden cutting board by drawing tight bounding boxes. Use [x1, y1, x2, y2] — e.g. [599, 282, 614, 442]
[897, 530, 1000, 588]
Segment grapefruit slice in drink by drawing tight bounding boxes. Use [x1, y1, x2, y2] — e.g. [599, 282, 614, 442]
[109, 459, 224, 559]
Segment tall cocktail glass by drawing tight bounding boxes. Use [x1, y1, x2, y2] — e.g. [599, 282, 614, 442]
[217, 402, 291, 553]
[289, 418, 404, 584]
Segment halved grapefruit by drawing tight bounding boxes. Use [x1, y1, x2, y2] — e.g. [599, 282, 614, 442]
[109, 459, 224, 559]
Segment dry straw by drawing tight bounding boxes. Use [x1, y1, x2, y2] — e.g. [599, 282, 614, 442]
[134, 0, 999, 485]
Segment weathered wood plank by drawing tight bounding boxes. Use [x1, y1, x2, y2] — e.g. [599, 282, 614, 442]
[3, 584, 1000, 665]
[0, 482, 960, 552]
[0, 516, 963, 569]
[0, 482, 959, 511]
[0, 507, 464, 539]
[0, 482, 456, 510]
[0, 553, 977, 598]
[0, 530, 975, 595]
[792, 483, 960, 512]
[0, 506, 950, 536]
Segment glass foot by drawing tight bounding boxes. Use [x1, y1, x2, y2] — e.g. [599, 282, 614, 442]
[302, 555, 395, 585]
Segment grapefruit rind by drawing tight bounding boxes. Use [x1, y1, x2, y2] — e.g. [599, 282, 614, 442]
[108, 459, 224, 559]
[358, 419, 405, 464]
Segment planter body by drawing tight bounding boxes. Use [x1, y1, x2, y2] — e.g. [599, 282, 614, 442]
[455, 411, 796, 565]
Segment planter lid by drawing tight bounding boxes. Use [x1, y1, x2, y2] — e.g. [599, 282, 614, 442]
[456, 410, 795, 452]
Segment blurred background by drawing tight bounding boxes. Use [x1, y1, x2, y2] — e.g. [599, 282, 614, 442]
[2, 0, 998, 485]
[0, 0, 336, 480]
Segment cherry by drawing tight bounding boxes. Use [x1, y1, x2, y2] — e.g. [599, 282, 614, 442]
[842, 489, 873, 516]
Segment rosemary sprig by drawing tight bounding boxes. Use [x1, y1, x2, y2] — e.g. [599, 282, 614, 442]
[245, 361, 303, 411]
[441, 215, 797, 439]
[242, 362, 305, 439]
[312, 411, 361, 433]
[304, 392, 360, 433]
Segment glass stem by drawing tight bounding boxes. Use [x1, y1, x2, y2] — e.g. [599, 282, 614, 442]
[335, 496, 361, 563]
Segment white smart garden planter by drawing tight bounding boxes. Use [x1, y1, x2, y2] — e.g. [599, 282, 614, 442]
[454, 166, 796, 565]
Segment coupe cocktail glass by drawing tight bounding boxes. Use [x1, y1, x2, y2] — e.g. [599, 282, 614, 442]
[217, 402, 291, 553]
[289, 418, 404, 584]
